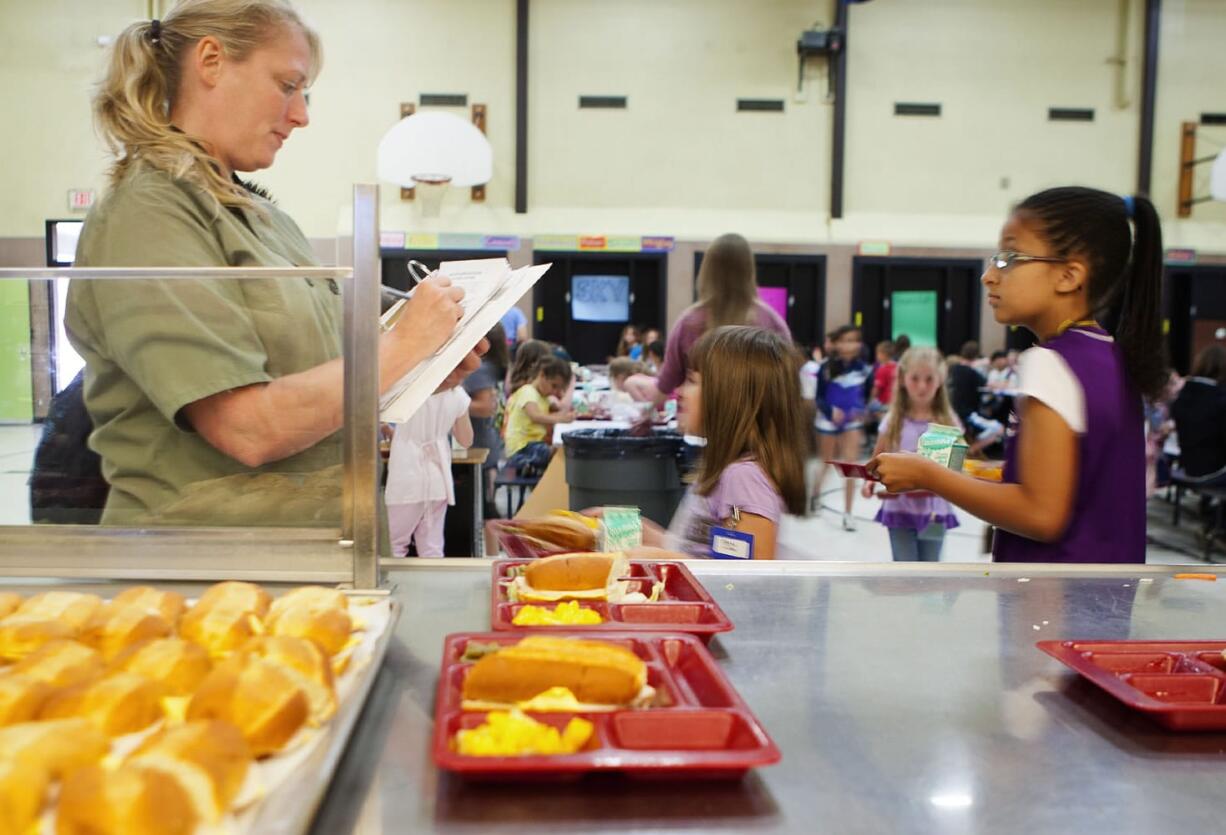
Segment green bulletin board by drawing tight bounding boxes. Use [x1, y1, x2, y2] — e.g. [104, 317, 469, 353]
[0, 281, 32, 422]
[891, 290, 938, 347]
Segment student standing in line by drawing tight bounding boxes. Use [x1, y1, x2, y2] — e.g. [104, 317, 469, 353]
[814, 325, 871, 531]
[863, 348, 962, 561]
[594, 326, 807, 559]
[385, 388, 473, 557]
[871, 187, 1167, 563]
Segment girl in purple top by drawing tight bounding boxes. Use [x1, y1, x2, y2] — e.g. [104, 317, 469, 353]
[864, 347, 962, 561]
[655, 233, 791, 398]
[870, 187, 1166, 564]
[632, 326, 808, 559]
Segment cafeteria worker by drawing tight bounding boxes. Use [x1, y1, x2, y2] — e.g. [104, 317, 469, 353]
[66, 0, 478, 526]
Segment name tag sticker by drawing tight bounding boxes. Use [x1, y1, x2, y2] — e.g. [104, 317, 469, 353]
[709, 526, 754, 560]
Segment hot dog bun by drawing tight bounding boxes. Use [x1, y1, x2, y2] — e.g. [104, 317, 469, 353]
[0, 616, 76, 661]
[111, 638, 212, 697]
[11, 639, 104, 688]
[267, 586, 348, 621]
[237, 635, 337, 725]
[16, 591, 103, 631]
[81, 605, 174, 661]
[56, 763, 198, 835]
[0, 757, 47, 835]
[129, 720, 252, 823]
[0, 718, 109, 777]
[512, 552, 631, 602]
[193, 582, 271, 618]
[461, 636, 647, 707]
[507, 515, 599, 552]
[186, 656, 309, 757]
[180, 604, 263, 658]
[112, 586, 186, 624]
[0, 673, 54, 727]
[40, 671, 163, 737]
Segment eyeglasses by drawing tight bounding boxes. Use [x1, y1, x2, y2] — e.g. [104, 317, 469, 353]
[989, 250, 1065, 271]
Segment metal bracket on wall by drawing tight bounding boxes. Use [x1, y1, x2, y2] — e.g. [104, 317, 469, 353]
[471, 104, 487, 203]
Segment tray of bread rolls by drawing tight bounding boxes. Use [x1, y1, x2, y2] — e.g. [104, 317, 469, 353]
[491, 554, 734, 642]
[0, 581, 398, 834]
[432, 631, 779, 779]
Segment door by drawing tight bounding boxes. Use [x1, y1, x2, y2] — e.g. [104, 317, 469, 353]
[1167, 265, 1226, 374]
[852, 257, 983, 356]
[692, 252, 826, 348]
[532, 252, 667, 365]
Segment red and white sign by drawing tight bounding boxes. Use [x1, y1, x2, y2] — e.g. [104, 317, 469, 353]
[68, 189, 96, 211]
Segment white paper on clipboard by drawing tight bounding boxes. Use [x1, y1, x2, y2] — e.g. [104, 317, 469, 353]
[379, 258, 551, 424]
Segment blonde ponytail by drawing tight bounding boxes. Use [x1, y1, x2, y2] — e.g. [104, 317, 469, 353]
[93, 0, 321, 213]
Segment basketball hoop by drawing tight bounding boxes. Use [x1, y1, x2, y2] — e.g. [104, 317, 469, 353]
[377, 111, 492, 217]
[411, 173, 452, 218]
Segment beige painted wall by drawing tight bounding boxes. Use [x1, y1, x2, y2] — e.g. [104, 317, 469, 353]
[0, 0, 1222, 279]
[1152, 0, 1226, 243]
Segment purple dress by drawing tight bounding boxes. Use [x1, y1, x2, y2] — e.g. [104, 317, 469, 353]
[993, 325, 1145, 563]
[875, 417, 960, 531]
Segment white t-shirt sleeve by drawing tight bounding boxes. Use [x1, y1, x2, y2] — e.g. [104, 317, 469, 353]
[1016, 347, 1086, 434]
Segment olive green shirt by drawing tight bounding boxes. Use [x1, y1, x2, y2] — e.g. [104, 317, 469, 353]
[66, 161, 344, 526]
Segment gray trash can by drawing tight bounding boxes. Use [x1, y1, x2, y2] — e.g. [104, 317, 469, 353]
[562, 429, 687, 527]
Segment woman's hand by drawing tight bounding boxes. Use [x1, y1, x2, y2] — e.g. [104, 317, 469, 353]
[867, 452, 942, 494]
[831, 406, 845, 425]
[391, 276, 464, 357]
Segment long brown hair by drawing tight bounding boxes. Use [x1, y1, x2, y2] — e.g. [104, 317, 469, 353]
[507, 339, 553, 393]
[879, 347, 961, 453]
[94, 0, 321, 214]
[689, 326, 807, 515]
[695, 233, 761, 333]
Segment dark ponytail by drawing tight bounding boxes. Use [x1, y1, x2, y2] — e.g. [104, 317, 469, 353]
[1015, 187, 1167, 400]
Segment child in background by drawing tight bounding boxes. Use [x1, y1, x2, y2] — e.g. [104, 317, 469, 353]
[986, 350, 1018, 391]
[624, 326, 808, 559]
[385, 388, 473, 557]
[506, 339, 553, 395]
[616, 325, 640, 360]
[867, 340, 897, 424]
[504, 356, 575, 459]
[863, 348, 961, 561]
[643, 340, 666, 374]
[799, 343, 824, 402]
[609, 357, 657, 403]
[872, 187, 1167, 563]
[814, 325, 872, 530]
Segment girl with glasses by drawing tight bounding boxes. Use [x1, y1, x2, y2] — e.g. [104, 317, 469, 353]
[870, 187, 1165, 563]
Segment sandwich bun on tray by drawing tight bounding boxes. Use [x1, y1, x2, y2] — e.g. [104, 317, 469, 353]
[128, 719, 252, 824]
[509, 552, 659, 604]
[111, 637, 213, 697]
[11, 639, 104, 688]
[112, 586, 187, 624]
[57, 762, 199, 835]
[461, 635, 653, 711]
[187, 655, 309, 756]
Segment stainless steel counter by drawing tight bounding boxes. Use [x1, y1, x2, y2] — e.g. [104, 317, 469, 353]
[305, 561, 1226, 834]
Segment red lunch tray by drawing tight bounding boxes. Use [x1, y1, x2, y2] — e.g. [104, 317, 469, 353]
[1038, 639, 1226, 731]
[432, 631, 781, 779]
[490, 559, 734, 642]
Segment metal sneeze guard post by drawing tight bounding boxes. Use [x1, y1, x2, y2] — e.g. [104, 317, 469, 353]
[0, 185, 384, 587]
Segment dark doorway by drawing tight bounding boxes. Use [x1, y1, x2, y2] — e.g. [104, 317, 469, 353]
[532, 252, 667, 365]
[1166, 264, 1226, 375]
[852, 257, 983, 356]
[692, 252, 826, 349]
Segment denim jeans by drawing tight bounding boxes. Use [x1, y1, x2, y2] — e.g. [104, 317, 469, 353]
[888, 522, 947, 562]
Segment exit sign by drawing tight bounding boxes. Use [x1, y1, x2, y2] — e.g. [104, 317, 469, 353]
[68, 189, 95, 211]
